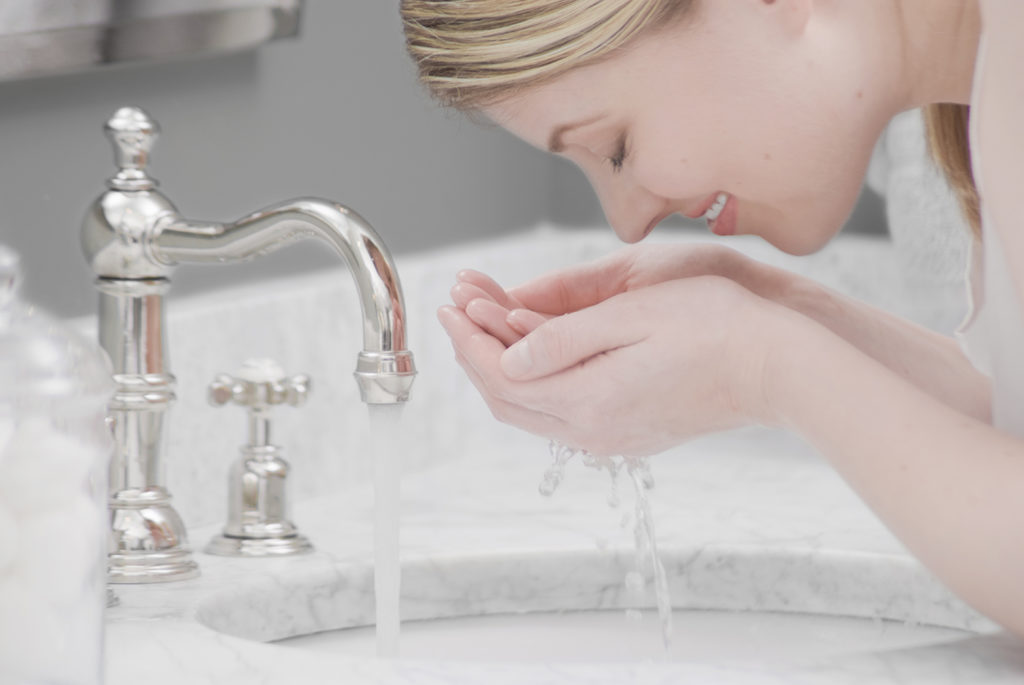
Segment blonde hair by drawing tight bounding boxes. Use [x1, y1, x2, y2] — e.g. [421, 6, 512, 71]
[923, 103, 981, 238]
[401, 0, 697, 110]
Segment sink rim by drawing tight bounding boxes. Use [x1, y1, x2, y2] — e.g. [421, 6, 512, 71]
[193, 543, 990, 647]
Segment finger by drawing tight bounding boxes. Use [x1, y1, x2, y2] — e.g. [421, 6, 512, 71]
[451, 282, 497, 309]
[438, 305, 507, 359]
[507, 252, 629, 315]
[500, 299, 645, 380]
[456, 270, 523, 310]
[452, 350, 569, 440]
[507, 308, 549, 337]
[440, 305, 566, 415]
[465, 298, 522, 347]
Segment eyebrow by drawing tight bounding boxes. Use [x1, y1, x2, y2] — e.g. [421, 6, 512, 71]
[546, 115, 606, 153]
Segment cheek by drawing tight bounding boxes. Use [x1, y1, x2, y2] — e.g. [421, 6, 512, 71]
[735, 113, 882, 243]
[629, 124, 720, 199]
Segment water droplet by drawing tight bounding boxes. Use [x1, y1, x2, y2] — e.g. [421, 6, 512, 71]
[625, 571, 645, 593]
[538, 441, 578, 497]
[536, 447, 674, 652]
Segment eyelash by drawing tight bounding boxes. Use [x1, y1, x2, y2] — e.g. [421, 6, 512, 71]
[608, 134, 629, 173]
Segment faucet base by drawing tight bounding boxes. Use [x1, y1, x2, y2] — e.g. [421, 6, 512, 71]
[108, 548, 200, 584]
[108, 493, 200, 583]
[204, 533, 313, 557]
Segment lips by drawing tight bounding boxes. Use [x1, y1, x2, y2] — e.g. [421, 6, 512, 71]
[641, 192, 736, 239]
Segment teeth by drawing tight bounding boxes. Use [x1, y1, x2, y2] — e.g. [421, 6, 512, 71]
[703, 192, 729, 222]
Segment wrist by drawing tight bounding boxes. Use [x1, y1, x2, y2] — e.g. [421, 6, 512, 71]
[719, 250, 829, 314]
[754, 305, 849, 432]
[735, 300, 829, 429]
[764, 263, 823, 309]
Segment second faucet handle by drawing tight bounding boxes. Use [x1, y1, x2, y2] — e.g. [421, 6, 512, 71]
[205, 358, 314, 557]
[208, 359, 311, 412]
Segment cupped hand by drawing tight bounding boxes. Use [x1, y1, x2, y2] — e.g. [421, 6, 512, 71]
[501, 242, 791, 318]
[450, 242, 788, 344]
[450, 270, 549, 346]
[439, 274, 782, 457]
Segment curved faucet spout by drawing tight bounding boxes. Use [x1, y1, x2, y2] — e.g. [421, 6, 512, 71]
[155, 197, 416, 403]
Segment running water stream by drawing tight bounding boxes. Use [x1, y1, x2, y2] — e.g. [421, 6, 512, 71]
[368, 405, 404, 658]
[366, 418, 671, 658]
[540, 441, 674, 651]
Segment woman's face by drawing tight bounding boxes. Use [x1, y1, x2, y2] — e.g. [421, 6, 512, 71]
[485, 0, 895, 255]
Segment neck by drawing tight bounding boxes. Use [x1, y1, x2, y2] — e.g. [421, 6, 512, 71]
[892, 0, 981, 108]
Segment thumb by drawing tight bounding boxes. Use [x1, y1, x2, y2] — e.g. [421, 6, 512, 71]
[500, 305, 642, 380]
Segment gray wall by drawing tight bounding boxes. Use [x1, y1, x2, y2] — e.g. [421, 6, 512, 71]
[0, 0, 553, 317]
[0, 0, 885, 317]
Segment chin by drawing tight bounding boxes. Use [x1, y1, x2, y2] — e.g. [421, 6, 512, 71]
[750, 198, 859, 256]
[769, 231, 835, 256]
[744, 218, 837, 257]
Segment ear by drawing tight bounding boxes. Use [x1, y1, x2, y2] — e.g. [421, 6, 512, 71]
[762, 0, 814, 38]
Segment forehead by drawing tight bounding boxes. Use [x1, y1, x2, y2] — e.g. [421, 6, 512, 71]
[483, 25, 695, 149]
[483, 66, 616, 149]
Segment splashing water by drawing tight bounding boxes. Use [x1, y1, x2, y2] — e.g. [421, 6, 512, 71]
[538, 441, 576, 496]
[539, 441, 674, 651]
[628, 461, 673, 651]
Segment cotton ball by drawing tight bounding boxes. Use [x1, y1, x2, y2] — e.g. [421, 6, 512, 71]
[15, 494, 105, 607]
[50, 596, 103, 685]
[0, 419, 100, 515]
[0, 503, 18, 576]
[0, 577, 63, 681]
[20, 593, 103, 685]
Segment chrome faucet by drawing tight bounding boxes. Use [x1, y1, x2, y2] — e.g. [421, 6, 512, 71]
[82, 106, 416, 583]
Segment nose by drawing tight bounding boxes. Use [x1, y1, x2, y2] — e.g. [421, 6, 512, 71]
[592, 173, 670, 243]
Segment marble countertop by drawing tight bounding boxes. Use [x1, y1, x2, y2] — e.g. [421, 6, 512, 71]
[95, 227, 1024, 683]
[104, 425, 1024, 684]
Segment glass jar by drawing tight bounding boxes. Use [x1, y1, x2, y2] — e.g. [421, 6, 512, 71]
[0, 246, 113, 685]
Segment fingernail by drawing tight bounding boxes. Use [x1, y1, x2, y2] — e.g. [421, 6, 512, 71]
[501, 340, 532, 378]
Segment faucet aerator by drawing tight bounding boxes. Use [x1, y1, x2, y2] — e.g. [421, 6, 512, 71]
[355, 350, 417, 404]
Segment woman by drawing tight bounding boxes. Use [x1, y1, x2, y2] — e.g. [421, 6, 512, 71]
[401, 0, 1024, 637]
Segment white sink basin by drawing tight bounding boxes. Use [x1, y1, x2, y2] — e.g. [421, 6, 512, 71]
[274, 607, 967, 666]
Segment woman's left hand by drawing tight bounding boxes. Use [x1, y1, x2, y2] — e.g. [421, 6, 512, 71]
[438, 274, 784, 456]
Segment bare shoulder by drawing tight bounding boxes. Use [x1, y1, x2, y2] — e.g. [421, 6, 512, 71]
[973, 0, 1024, 284]
[976, 0, 1024, 87]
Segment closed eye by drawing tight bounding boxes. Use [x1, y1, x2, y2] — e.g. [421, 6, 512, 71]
[608, 133, 629, 173]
